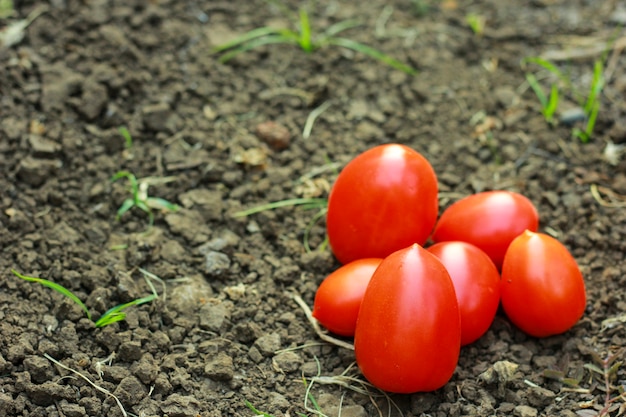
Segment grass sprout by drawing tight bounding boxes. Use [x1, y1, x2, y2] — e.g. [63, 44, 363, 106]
[119, 126, 133, 149]
[12, 269, 158, 328]
[543, 349, 626, 417]
[522, 55, 607, 142]
[213, 7, 417, 75]
[111, 171, 179, 226]
[465, 13, 486, 36]
[0, 0, 13, 18]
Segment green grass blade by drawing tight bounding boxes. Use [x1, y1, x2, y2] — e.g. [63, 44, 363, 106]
[523, 57, 569, 84]
[118, 126, 133, 149]
[95, 293, 157, 328]
[111, 171, 139, 197]
[298, 8, 313, 52]
[233, 198, 328, 217]
[328, 37, 418, 75]
[212, 26, 287, 53]
[115, 199, 135, 220]
[217, 34, 298, 63]
[244, 400, 275, 417]
[544, 84, 559, 122]
[11, 270, 91, 321]
[323, 19, 361, 38]
[584, 60, 604, 114]
[525, 73, 548, 109]
[146, 197, 180, 212]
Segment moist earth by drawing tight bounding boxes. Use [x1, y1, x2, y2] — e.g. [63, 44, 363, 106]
[1, 1, 626, 416]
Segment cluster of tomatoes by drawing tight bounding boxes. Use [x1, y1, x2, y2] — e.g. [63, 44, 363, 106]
[311, 144, 587, 394]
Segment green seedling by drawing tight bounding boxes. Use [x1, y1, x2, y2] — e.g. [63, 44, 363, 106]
[543, 349, 626, 417]
[118, 126, 133, 149]
[524, 72, 560, 125]
[213, 6, 417, 75]
[0, 0, 13, 18]
[522, 55, 606, 142]
[465, 13, 486, 36]
[11, 269, 158, 328]
[111, 171, 179, 226]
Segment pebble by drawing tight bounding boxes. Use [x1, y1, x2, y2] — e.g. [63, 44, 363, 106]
[253, 333, 281, 357]
[272, 351, 302, 373]
[204, 251, 231, 277]
[160, 394, 200, 417]
[198, 300, 229, 332]
[204, 352, 234, 381]
[514, 405, 538, 417]
[255, 121, 291, 150]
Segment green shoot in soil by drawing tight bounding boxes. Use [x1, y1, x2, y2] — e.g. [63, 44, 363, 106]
[111, 171, 179, 226]
[543, 349, 626, 417]
[118, 126, 133, 149]
[213, 7, 417, 75]
[522, 55, 606, 142]
[465, 13, 486, 36]
[0, 0, 13, 18]
[11, 269, 158, 327]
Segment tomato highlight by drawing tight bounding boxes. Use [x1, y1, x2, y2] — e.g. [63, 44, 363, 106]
[427, 241, 501, 346]
[354, 244, 461, 393]
[501, 230, 586, 337]
[432, 190, 539, 268]
[327, 144, 438, 264]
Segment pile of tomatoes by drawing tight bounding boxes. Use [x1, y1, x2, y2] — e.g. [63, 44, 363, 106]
[311, 144, 587, 394]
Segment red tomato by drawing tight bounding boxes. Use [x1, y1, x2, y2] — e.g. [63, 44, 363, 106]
[354, 244, 460, 393]
[501, 230, 586, 337]
[327, 144, 438, 264]
[432, 190, 539, 268]
[427, 241, 501, 346]
[312, 258, 382, 337]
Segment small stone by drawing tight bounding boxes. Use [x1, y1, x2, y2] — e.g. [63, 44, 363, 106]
[160, 394, 201, 417]
[23, 356, 54, 384]
[514, 405, 538, 417]
[117, 341, 143, 362]
[58, 401, 86, 417]
[254, 333, 281, 357]
[527, 386, 556, 407]
[77, 78, 108, 120]
[272, 351, 302, 373]
[255, 121, 291, 150]
[167, 276, 214, 315]
[204, 353, 234, 381]
[204, 251, 231, 277]
[113, 376, 146, 406]
[17, 157, 63, 187]
[28, 135, 61, 156]
[142, 103, 172, 132]
[198, 300, 229, 332]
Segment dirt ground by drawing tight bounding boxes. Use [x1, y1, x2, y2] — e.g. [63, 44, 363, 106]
[1, 0, 626, 416]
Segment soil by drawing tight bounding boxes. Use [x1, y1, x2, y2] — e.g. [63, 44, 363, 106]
[1, 0, 626, 416]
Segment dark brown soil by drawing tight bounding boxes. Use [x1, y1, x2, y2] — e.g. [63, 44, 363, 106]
[1, 1, 626, 416]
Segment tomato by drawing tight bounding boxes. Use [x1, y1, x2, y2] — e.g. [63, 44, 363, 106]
[432, 190, 539, 268]
[354, 244, 460, 393]
[327, 144, 438, 264]
[427, 241, 501, 346]
[501, 230, 586, 337]
[312, 258, 382, 337]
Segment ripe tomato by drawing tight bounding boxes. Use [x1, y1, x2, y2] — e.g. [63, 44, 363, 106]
[312, 258, 382, 337]
[354, 244, 460, 393]
[327, 144, 438, 265]
[501, 230, 586, 337]
[432, 190, 539, 268]
[427, 241, 501, 346]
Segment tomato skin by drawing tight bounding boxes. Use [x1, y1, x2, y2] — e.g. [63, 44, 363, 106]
[354, 244, 460, 393]
[501, 230, 586, 338]
[327, 144, 438, 264]
[312, 258, 382, 337]
[427, 241, 501, 346]
[432, 190, 539, 269]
